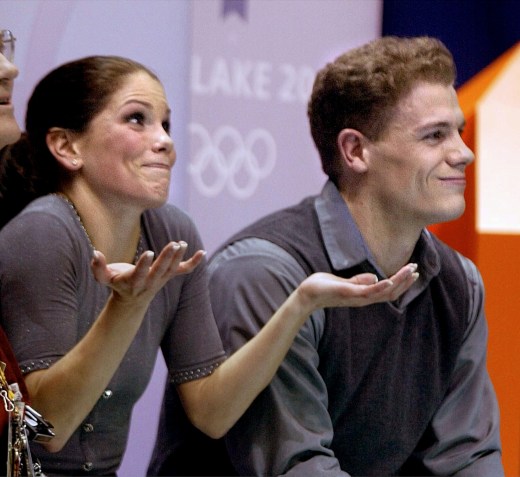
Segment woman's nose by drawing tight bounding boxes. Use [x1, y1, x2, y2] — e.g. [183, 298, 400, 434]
[152, 132, 174, 154]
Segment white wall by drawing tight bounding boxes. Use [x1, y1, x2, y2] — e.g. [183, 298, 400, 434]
[188, 0, 383, 253]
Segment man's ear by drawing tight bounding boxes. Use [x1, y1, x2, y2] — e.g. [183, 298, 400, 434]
[46, 127, 83, 170]
[337, 128, 368, 174]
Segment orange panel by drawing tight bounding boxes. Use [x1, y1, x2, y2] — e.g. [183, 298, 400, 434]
[478, 234, 520, 476]
[429, 44, 520, 476]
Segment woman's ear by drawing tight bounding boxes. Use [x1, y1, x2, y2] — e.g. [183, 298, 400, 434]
[46, 127, 83, 170]
[337, 129, 368, 174]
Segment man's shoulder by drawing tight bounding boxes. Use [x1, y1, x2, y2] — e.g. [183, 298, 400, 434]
[209, 237, 305, 278]
[214, 196, 320, 257]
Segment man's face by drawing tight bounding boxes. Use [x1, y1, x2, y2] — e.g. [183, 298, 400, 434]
[364, 81, 474, 229]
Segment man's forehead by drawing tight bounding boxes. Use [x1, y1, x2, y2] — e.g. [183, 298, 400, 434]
[393, 83, 461, 120]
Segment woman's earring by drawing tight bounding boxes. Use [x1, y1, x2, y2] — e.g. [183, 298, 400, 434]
[71, 159, 78, 166]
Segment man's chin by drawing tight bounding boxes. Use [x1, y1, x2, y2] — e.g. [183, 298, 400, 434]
[430, 203, 466, 226]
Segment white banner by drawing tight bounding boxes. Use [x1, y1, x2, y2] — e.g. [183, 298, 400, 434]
[189, 0, 382, 253]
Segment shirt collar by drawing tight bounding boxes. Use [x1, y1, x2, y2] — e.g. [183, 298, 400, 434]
[314, 180, 441, 281]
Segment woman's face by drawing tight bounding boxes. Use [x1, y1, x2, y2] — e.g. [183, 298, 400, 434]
[73, 71, 175, 211]
[0, 33, 20, 149]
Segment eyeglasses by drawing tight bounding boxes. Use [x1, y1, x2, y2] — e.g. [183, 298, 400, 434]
[0, 30, 16, 62]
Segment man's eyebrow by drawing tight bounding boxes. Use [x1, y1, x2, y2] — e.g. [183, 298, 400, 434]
[416, 118, 466, 132]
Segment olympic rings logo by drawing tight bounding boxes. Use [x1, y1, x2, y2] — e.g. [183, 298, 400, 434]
[189, 123, 277, 199]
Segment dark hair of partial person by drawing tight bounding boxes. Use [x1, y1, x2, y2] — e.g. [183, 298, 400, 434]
[0, 56, 160, 228]
[0, 137, 43, 228]
[307, 36, 457, 185]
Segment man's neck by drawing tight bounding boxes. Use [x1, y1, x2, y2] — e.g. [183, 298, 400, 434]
[340, 190, 422, 277]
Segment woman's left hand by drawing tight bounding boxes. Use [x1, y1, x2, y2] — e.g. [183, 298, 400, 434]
[295, 263, 419, 313]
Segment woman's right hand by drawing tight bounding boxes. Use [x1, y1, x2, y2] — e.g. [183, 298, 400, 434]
[90, 241, 206, 303]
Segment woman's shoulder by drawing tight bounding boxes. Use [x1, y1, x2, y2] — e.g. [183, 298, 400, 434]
[142, 203, 204, 251]
[11, 193, 70, 218]
[145, 202, 191, 219]
[0, 194, 80, 249]
[143, 203, 198, 233]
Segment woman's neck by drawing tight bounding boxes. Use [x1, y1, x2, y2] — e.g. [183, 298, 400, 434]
[57, 189, 144, 264]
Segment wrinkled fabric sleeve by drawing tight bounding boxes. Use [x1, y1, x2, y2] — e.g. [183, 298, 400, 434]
[419, 255, 503, 476]
[208, 238, 350, 477]
[0, 209, 87, 371]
